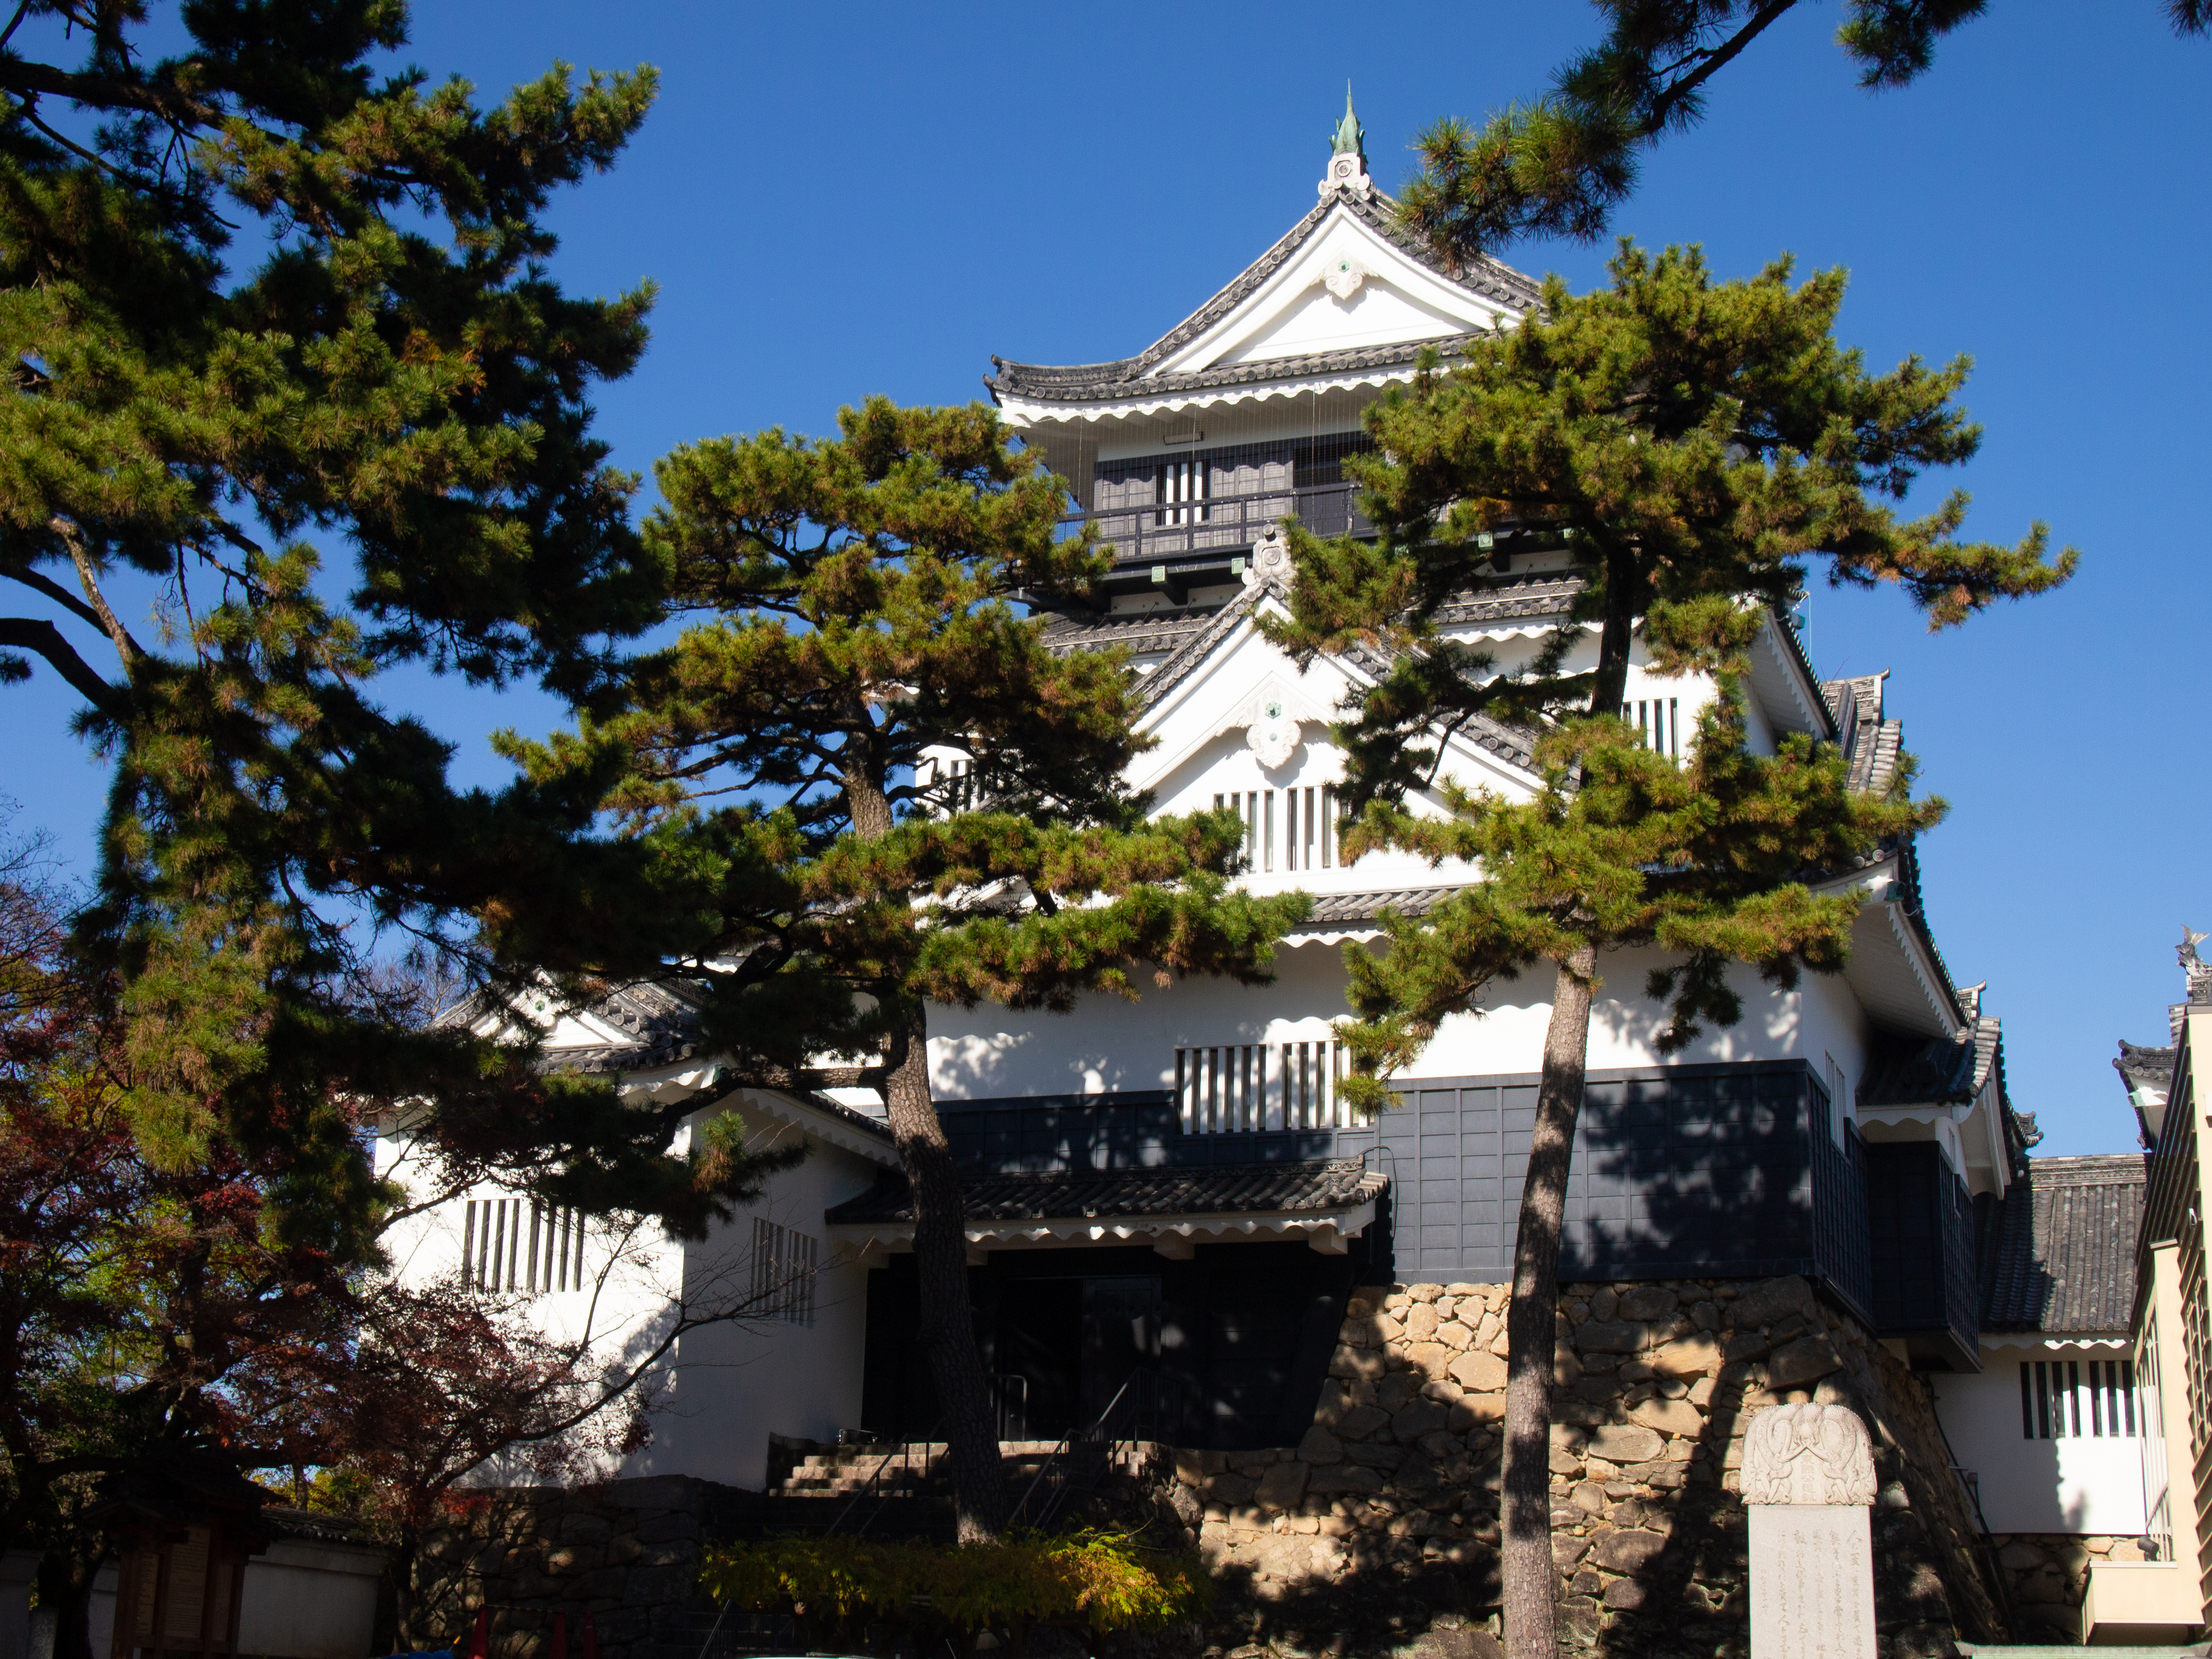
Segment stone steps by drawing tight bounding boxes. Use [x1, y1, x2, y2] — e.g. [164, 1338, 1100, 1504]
[770, 1440, 1154, 1498]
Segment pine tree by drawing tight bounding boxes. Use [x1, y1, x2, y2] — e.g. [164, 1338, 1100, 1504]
[1397, 0, 2207, 262]
[503, 398, 1308, 1540]
[1269, 244, 2072, 1659]
[0, 3, 775, 1257]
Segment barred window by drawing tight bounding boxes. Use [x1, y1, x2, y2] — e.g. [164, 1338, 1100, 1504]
[752, 1219, 818, 1325]
[1620, 698, 1680, 759]
[2021, 1357, 2135, 1439]
[463, 1197, 585, 1294]
[1215, 788, 1344, 874]
[1176, 1040, 1346, 1133]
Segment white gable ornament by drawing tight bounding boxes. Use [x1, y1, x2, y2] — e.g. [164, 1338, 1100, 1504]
[1247, 698, 1302, 769]
[1321, 256, 1369, 302]
[1244, 526, 1294, 591]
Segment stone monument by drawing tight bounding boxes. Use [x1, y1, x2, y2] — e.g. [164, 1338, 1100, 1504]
[1742, 1402, 1878, 1659]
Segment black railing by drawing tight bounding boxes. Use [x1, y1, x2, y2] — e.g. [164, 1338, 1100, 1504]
[1865, 1139, 1981, 1366]
[828, 1415, 944, 1536]
[1812, 1111, 1875, 1324]
[1008, 1368, 1156, 1532]
[1057, 481, 1369, 567]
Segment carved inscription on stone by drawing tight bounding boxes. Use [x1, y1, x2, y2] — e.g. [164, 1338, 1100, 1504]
[1748, 1505, 1875, 1659]
[1741, 1401, 1876, 1506]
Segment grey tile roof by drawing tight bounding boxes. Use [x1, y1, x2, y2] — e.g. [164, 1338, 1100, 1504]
[1980, 1154, 2147, 1334]
[1819, 672, 1903, 794]
[1039, 605, 1223, 659]
[2115, 1041, 2176, 1101]
[523, 983, 896, 1144]
[264, 1505, 390, 1548]
[825, 1158, 1385, 1227]
[1042, 571, 1583, 666]
[988, 190, 1538, 406]
[1430, 572, 1584, 631]
[538, 980, 706, 1073]
[995, 340, 1463, 404]
[1297, 885, 1469, 927]
[1858, 1012, 2004, 1110]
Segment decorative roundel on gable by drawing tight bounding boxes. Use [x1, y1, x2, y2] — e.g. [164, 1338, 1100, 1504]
[1248, 699, 1302, 769]
[1322, 255, 1368, 302]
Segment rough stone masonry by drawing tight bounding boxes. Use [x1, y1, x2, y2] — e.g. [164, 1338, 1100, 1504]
[1173, 1276, 2008, 1659]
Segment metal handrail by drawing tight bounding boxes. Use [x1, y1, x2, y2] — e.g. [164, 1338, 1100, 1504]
[828, 1415, 945, 1536]
[1008, 1368, 1155, 1531]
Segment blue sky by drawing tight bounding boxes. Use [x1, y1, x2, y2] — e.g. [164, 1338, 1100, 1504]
[7, 0, 2204, 1155]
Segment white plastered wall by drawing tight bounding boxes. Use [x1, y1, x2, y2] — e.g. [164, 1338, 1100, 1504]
[376, 1094, 885, 1493]
[1934, 1342, 2149, 1536]
[928, 938, 1873, 1102]
[627, 1116, 882, 1490]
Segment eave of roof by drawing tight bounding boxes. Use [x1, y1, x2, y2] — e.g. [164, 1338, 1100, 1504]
[825, 1159, 1387, 1251]
[1858, 1026, 1980, 1107]
[827, 1157, 1383, 1224]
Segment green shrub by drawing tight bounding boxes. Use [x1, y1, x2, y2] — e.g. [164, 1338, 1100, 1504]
[697, 1530, 1211, 1639]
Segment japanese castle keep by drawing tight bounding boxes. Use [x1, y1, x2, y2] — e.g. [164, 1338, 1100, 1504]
[384, 105, 2169, 1656]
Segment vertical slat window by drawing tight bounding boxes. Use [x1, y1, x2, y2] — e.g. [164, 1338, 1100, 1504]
[1621, 699, 1682, 758]
[1175, 1042, 1344, 1133]
[751, 1219, 819, 1325]
[1282, 787, 1341, 871]
[1156, 455, 1207, 527]
[934, 757, 979, 814]
[1214, 792, 1276, 871]
[464, 1198, 586, 1295]
[2022, 1358, 2136, 1438]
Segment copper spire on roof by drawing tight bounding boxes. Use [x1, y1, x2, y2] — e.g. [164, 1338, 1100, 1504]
[1330, 84, 1365, 164]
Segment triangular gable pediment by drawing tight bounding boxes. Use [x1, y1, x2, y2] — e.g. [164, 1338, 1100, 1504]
[987, 191, 1538, 415]
[1152, 204, 1521, 378]
[1130, 584, 1541, 803]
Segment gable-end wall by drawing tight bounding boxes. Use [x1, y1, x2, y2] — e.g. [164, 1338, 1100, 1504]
[379, 1100, 883, 1494]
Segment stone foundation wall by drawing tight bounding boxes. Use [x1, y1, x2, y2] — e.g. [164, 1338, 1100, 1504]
[1987, 1533, 2152, 1641]
[1175, 1275, 2011, 1659]
[409, 1475, 723, 1659]
[410, 1276, 2013, 1659]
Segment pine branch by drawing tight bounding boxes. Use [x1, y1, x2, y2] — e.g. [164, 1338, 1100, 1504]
[0, 617, 117, 707]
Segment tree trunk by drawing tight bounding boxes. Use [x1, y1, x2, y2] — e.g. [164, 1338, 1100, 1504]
[33, 1541, 103, 1659]
[379, 1536, 412, 1655]
[1500, 944, 1597, 1659]
[1589, 543, 1639, 721]
[883, 1002, 1007, 1541]
[841, 757, 1005, 1541]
